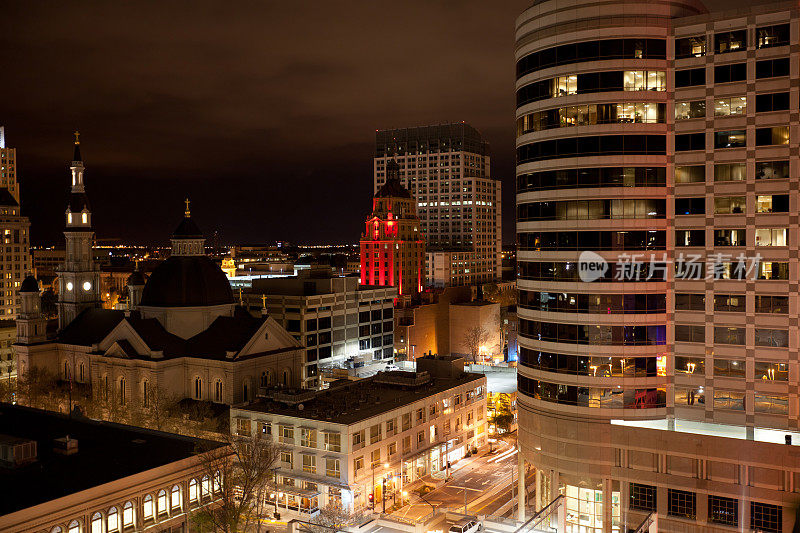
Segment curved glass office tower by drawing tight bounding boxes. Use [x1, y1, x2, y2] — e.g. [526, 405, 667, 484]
[517, 1, 800, 531]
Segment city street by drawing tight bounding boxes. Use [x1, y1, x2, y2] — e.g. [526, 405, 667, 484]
[391, 439, 530, 521]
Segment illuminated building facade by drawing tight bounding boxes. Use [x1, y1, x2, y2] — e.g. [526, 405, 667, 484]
[230, 355, 487, 518]
[374, 123, 501, 287]
[361, 162, 424, 297]
[242, 272, 397, 378]
[516, 0, 800, 531]
[0, 127, 31, 319]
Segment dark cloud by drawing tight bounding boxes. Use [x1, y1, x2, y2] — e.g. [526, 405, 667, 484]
[1, 0, 765, 245]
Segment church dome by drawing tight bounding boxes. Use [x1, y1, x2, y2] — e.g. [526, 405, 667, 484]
[20, 275, 39, 293]
[140, 256, 234, 307]
[172, 216, 203, 239]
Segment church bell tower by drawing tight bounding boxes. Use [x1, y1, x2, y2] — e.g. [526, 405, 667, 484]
[57, 131, 100, 330]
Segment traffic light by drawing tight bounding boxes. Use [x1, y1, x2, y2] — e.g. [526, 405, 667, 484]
[368, 493, 374, 502]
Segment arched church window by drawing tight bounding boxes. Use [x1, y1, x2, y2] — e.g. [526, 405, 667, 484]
[142, 380, 149, 407]
[282, 369, 290, 386]
[157, 490, 167, 515]
[260, 371, 270, 387]
[78, 362, 85, 382]
[214, 380, 223, 402]
[64, 360, 70, 381]
[107, 506, 119, 532]
[194, 377, 202, 400]
[118, 377, 126, 406]
[122, 501, 134, 527]
[67, 520, 81, 533]
[82, 212, 88, 224]
[90, 513, 101, 533]
[143, 495, 153, 519]
[189, 478, 199, 502]
[170, 485, 181, 510]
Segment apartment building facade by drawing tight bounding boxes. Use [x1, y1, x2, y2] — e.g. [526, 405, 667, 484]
[516, 1, 800, 532]
[374, 124, 501, 286]
[230, 356, 487, 519]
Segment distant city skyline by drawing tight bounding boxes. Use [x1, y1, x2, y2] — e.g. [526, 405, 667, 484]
[2, 0, 770, 247]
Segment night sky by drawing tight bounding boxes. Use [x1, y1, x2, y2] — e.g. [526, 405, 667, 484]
[2, 0, 764, 247]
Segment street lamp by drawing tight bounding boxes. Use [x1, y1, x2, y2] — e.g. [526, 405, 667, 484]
[382, 475, 387, 513]
[371, 461, 390, 511]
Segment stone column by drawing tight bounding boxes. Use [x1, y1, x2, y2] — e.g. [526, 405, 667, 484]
[602, 478, 612, 533]
[534, 468, 543, 512]
[517, 453, 526, 521]
[740, 497, 749, 531]
[620, 480, 630, 531]
[550, 469, 560, 502]
[696, 492, 708, 528]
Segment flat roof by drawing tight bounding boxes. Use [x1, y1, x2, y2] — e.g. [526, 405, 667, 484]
[237, 372, 486, 425]
[0, 403, 222, 516]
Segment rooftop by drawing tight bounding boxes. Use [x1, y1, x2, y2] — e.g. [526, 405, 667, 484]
[238, 370, 486, 425]
[57, 308, 277, 361]
[0, 403, 221, 516]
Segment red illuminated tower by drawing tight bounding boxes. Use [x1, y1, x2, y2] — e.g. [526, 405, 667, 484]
[360, 160, 425, 296]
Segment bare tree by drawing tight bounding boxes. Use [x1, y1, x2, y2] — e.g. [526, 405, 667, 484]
[143, 384, 179, 432]
[191, 433, 282, 533]
[0, 376, 14, 403]
[16, 366, 60, 410]
[463, 326, 490, 363]
[302, 503, 365, 533]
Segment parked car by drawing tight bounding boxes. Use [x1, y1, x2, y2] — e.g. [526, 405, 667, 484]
[449, 519, 481, 533]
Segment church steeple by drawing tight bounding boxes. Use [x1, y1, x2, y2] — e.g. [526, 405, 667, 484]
[70, 130, 86, 194]
[57, 132, 100, 330]
[72, 130, 82, 163]
[171, 197, 205, 256]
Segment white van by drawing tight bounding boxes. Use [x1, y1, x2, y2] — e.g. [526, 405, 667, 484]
[449, 519, 481, 533]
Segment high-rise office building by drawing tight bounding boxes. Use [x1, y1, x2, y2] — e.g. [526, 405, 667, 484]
[516, 1, 800, 531]
[361, 163, 425, 297]
[0, 127, 31, 319]
[374, 123, 501, 287]
[0, 127, 20, 204]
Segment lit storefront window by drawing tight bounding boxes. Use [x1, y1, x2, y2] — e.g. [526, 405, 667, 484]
[564, 483, 620, 533]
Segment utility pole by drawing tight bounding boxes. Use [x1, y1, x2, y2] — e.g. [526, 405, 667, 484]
[382, 476, 386, 513]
